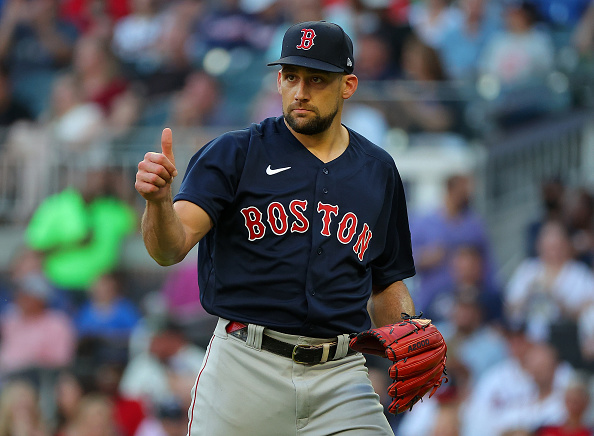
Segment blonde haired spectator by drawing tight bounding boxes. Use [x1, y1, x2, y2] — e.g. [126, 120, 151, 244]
[0, 379, 49, 436]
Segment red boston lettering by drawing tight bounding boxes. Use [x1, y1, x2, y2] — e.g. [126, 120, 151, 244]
[289, 200, 309, 233]
[337, 212, 358, 244]
[267, 202, 289, 235]
[241, 206, 266, 241]
[317, 202, 339, 237]
[353, 223, 373, 261]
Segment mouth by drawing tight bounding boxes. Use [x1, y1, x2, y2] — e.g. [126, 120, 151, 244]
[292, 108, 311, 115]
[289, 104, 317, 116]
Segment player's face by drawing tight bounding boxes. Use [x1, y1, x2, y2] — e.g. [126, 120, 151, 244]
[278, 66, 344, 135]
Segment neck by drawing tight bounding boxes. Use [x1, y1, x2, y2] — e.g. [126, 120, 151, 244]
[285, 118, 349, 163]
[444, 200, 461, 218]
[538, 382, 553, 400]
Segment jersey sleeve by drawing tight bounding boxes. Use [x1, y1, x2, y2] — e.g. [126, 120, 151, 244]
[173, 130, 248, 225]
[370, 165, 416, 286]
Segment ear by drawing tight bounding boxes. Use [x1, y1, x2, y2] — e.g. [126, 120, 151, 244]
[341, 74, 358, 100]
[277, 70, 282, 94]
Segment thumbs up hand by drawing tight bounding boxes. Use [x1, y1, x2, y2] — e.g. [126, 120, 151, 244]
[135, 128, 179, 202]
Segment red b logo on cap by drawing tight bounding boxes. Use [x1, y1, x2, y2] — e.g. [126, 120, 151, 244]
[296, 28, 316, 50]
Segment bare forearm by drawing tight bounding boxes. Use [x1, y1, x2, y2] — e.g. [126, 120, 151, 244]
[368, 281, 415, 327]
[141, 199, 188, 266]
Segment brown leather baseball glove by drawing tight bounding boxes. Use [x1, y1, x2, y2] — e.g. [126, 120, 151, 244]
[349, 313, 448, 414]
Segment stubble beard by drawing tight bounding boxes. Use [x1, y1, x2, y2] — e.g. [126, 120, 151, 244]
[284, 103, 339, 136]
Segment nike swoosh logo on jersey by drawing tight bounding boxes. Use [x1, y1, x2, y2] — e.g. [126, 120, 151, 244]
[266, 165, 291, 175]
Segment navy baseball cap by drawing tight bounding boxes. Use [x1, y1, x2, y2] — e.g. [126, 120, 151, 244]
[268, 21, 354, 74]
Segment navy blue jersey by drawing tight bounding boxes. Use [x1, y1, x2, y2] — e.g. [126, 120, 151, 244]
[174, 117, 415, 337]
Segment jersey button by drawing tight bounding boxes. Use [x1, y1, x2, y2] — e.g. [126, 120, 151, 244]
[322, 167, 329, 175]
[317, 247, 323, 255]
[322, 188, 328, 194]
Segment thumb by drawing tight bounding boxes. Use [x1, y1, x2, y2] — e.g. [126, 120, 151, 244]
[161, 127, 177, 175]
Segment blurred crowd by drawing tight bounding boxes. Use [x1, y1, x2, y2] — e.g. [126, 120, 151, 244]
[0, 0, 593, 435]
[0, 0, 593, 221]
[0, 0, 592, 158]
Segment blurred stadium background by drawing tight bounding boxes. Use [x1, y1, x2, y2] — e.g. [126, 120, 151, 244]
[0, 0, 593, 434]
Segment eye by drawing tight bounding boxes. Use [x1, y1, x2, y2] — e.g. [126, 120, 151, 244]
[285, 74, 296, 81]
[311, 76, 323, 84]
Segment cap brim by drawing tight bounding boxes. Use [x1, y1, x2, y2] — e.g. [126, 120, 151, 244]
[267, 56, 344, 73]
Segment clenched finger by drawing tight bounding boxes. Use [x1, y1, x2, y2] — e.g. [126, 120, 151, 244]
[136, 169, 170, 188]
[144, 151, 177, 178]
[138, 159, 175, 183]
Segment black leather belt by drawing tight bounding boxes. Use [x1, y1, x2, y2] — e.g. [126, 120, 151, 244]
[228, 325, 357, 365]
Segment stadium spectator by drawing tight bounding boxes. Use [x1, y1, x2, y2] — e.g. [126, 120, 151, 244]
[354, 32, 398, 81]
[0, 379, 49, 436]
[408, 0, 463, 48]
[505, 220, 594, 343]
[461, 328, 574, 436]
[436, 289, 508, 384]
[72, 35, 128, 116]
[59, 0, 131, 36]
[410, 173, 498, 322]
[53, 371, 85, 436]
[93, 363, 145, 436]
[58, 393, 118, 436]
[426, 243, 502, 323]
[134, 399, 187, 436]
[45, 73, 106, 164]
[167, 70, 225, 127]
[437, 0, 502, 81]
[111, 0, 201, 97]
[74, 272, 141, 359]
[389, 33, 465, 135]
[563, 187, 594, 268]
[478, 0, 555, 87]
[0, 0, 79, 116]
[6, 248, 73, 315]
[187, 0, 277, 61]
[526, 177, 566, 258]
[535, 371, 593, 436]
[119, 318, 205, 411]
[111, 0, 163, 68]
[450, 244, 503, 321]
[24, 169, 137, 291]
[496, 342, 575, 434]
[0, 274, 76, 379]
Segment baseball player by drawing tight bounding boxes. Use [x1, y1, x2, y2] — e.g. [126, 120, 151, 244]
[136, 21, 444, 435]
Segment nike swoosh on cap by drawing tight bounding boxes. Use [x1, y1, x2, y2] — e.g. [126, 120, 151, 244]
[266, 165, 292, 175]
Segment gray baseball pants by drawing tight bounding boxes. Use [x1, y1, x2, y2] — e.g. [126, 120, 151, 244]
[186, 317, 394, 435]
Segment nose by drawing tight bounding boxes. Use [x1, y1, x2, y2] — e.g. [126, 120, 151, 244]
[294, 79, 309, 101]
